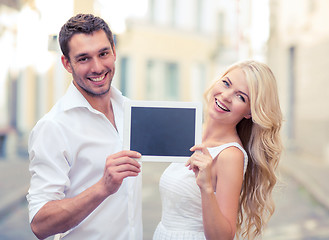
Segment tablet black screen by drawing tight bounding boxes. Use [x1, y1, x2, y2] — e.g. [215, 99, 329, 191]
[130, 107, 196, 157]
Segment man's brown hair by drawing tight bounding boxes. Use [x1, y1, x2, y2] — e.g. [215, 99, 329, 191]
[59, 14, 114, 60]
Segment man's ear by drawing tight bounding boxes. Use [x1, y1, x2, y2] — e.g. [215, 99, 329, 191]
[112, 44, 117, 61]
[61, 55, 73, 73]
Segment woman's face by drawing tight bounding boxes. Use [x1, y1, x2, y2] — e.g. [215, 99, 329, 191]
[207, 67, 251, 126]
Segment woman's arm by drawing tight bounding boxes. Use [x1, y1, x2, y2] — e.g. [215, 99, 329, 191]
[187, 145, 244, 240]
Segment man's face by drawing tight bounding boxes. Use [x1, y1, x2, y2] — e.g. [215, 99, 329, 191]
[62, 30, 116, 98]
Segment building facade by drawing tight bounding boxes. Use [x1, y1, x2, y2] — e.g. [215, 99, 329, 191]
[115, 0, 220, 102]
[0, 0, 260, 157]
[267, 0, 329, 161]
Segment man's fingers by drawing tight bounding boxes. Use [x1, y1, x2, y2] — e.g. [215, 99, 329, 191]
[106, 153, 141, 169]
[112, 163, 141, 174]
[109, 150, 142, 160]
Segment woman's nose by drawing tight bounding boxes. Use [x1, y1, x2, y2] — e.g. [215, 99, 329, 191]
[221, 89, 233, 102]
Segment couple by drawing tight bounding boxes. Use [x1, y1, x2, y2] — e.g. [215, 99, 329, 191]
[27, 14, 282, 240]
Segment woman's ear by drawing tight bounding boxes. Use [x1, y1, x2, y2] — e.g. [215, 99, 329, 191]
[244, 112, 252, 119]
[61, 55, 73, 74]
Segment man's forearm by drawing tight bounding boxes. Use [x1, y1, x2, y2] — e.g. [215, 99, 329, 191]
[31, 181, 108, 239]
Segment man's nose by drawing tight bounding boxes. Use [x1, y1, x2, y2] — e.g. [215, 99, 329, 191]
[91, 58, 103, 73]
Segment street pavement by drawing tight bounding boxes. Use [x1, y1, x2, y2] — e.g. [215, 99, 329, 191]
[279, 150, 329, 211]
[0, 149, 329, 239]
[0, 157, 30, 220]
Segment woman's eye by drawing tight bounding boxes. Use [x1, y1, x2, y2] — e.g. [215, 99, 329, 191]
[238, 95, 246, 102]
[222, 80, 229, 87]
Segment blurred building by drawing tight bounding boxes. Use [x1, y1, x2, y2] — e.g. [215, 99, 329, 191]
[0, 0, 261, 157]
[267, 0, 329, 162]
[114, 0, 266, 102]
[115, 0, 222, 102]
[0, 0, 75, 157]
[0, 0, 23, 157]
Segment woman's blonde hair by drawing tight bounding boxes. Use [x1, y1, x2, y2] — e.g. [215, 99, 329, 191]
[204, 60, 283, 239]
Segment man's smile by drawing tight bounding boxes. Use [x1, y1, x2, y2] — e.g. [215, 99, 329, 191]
[88, 72, 108, 82]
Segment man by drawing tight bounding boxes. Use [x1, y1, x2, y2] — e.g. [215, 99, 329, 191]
[27, 14, 142, 240]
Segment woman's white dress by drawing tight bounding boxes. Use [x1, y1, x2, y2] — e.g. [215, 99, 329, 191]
[153, 142, 248, 240]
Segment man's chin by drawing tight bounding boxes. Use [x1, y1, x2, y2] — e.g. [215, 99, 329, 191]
[74, 80, 112, 97]
[87, 86, 111, 96]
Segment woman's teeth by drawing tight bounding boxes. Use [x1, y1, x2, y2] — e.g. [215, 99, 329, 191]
[215, 99, 230, 112]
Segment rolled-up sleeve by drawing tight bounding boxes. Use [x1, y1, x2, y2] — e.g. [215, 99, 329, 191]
[26, 119, 71, 223]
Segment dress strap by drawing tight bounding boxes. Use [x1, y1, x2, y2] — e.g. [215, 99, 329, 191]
[207, 142, 248, 175]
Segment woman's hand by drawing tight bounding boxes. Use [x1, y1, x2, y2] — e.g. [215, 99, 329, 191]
[185, 145, 213, 192]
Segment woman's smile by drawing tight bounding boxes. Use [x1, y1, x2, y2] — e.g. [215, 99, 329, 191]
[215, 98, 230, 112]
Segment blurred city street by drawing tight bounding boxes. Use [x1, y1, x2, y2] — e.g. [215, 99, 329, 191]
[1, 151, 329, 240]
[1, 0, 329, 239]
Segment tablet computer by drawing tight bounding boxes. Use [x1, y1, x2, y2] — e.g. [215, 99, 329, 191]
[123, 100, 203, 162]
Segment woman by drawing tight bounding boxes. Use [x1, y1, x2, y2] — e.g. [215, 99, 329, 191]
[153, 60, 283, 239]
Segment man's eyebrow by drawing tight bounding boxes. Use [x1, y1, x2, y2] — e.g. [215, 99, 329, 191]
[74, 53, 88, 60]
[74, 47, 112, 60]
[99, 47, 112, 52]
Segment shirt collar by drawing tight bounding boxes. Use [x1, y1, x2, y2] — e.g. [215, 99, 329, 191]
[62, 82, 125, 112]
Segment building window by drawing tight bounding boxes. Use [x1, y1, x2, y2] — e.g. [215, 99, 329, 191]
[195, 0, 203, 32]
[146, 59, 162, 100]
[146, 60, 154, 99]
[149, 0, 156, 23]
[169, 0, 177, 27]
[217, 12, 225, 46]
[120, 57, 129, 96]
[191, 63, 206, 102]
[146, 60, 179, 100]
[165, 62, 179, 100]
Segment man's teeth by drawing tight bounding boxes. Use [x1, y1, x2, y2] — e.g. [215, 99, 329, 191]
[90, 75, 105, 82]
[215, 99, 230, 112]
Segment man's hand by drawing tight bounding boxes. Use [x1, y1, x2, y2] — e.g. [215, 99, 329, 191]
[100, 150, 141, 196]
[30, 150, 142, 239]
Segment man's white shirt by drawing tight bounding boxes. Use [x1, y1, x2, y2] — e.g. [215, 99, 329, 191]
[27, 83, 142, 240]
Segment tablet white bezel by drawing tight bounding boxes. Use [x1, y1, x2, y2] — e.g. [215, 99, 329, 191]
[123, 100, 203, 162]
